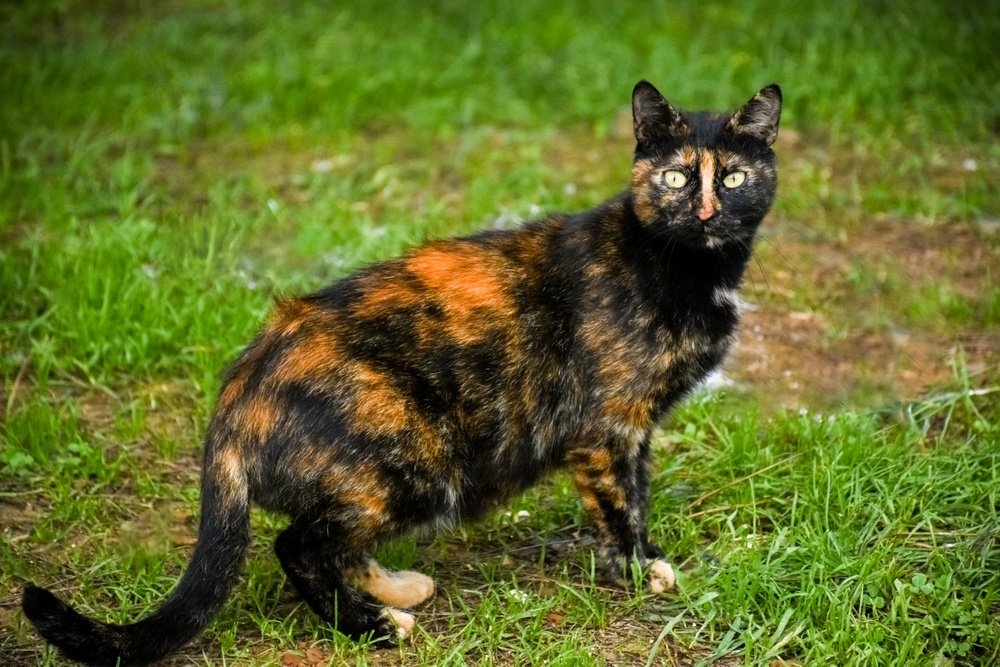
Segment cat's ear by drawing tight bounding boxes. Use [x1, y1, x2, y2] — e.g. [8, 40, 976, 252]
[632, 81, 689, 146]
[726, 84, 782, 147]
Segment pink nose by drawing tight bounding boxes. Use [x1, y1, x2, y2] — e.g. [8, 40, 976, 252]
[698, 203, 716, 221]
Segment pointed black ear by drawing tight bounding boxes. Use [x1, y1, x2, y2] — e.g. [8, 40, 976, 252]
[726, 84, 782, 147]
[632, 80, 689, 146]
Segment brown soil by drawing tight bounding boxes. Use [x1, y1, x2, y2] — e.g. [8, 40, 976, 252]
[730, 214, 999, 412]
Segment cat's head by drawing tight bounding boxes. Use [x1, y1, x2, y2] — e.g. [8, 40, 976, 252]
[629, 81, 781, 250]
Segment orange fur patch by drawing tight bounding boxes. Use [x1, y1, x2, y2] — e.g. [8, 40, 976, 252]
[214, 446, 246, 504]
[715, 150, 736, 170]
[573, 448, 628, 508]
[593, 348, 634, 386]
[406, 245, 515, 343]
[320, 461, 351, 490]
[588, 448, 612, 471]
[352, 490, 387, 518]
[266, 299, 318, 337]
[680, 146, 697, 167]
[353, 270, 425, 319]
[216, 368, 247, 413]
[351, 365, 411, 434]
[275, 329, 341, 383]
[334, 463, 392, 538]
[603, 395, 653, 431]
[630, 160, 658, 223]
[698, 151, 718, 221]
[217, 325, 284, 412]
[597, 474, 627, 508]
[408, 247, 508, 310]
[244, 396, 280, 440]
[574, 473, 602, 513]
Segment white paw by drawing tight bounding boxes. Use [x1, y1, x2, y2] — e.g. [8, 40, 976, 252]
[386, 608, 415, 639]
[648, 559, 675, 593]
[394, 570, 435, 607]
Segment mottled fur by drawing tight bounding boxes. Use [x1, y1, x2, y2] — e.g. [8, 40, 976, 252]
[22, 80, 781, 665]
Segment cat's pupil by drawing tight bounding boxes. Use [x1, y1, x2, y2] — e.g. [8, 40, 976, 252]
[723, 171, 746, 188]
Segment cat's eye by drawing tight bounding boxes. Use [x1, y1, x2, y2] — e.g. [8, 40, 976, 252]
[723, 171, 747, 188]
[662, 170, 687, 188]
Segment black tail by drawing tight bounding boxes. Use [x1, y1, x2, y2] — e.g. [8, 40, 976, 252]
[22, 448, 251, 666]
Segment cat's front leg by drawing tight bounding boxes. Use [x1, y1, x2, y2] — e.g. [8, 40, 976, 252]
[566, 437, 675, 593]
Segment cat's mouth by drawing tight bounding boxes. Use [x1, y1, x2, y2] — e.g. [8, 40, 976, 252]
[660, 219, 736, 249]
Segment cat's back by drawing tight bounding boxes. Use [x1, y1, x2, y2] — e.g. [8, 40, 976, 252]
[203, 215, 584, 513]
[310, 215, 573, 350]
[211, 216, 578, 443]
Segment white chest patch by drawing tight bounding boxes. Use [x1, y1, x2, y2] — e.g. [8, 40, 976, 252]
[712, 286, 741, 308]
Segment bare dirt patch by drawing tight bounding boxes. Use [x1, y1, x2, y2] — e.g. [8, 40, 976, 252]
[731, 216, 999, 411]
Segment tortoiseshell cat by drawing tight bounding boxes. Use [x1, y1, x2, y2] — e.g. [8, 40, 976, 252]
[23, 80, 781, 665]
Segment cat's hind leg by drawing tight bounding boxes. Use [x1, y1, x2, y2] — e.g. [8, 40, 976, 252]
[346, 558, 435, 609]
[274, 521, 406, 643]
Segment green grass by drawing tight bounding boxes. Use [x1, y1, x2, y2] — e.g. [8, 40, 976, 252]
[2, 1, 999, 665]
[3, 376, 997, 665]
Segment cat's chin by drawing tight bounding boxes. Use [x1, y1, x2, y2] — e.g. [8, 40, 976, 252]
[698, 222, 759, 252]
[704, 230, 754, 249]
[703, 234, 727, 250]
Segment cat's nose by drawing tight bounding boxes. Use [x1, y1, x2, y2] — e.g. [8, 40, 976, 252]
[698, 199, 718, 221]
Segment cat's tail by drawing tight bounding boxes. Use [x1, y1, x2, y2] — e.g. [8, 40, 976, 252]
[21, 438, 251, 666]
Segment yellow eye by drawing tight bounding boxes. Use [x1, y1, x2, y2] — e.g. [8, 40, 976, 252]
[662, 170, 687, 188]
[723, 171, 746, 188]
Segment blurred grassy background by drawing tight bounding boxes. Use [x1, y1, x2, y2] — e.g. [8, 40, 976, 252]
[2, 1, 999, 665]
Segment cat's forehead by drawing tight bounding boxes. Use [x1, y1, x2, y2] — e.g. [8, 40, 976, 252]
[638, 110, 742, 160]
[646, 144, 742, 169]
[682, 110, 731, 142]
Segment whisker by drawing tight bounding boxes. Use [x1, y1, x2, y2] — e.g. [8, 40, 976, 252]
[743, 245, 764, 306]
[732, 237, 764, 303]
[752, 247, 775, 296]
[759, 235, 801, 275]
